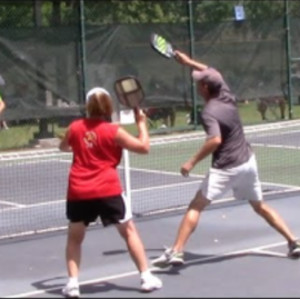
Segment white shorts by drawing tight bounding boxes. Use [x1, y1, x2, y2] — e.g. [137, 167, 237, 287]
[200, 154, 262, 202]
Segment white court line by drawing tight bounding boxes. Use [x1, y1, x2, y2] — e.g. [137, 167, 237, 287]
[0, 199, 65, 213]
[136, 184, 300, 217]
[0, 179, 199, 213]
[246, 128, 300, 138]
[4, 241, 289, 298]
[150, 119, 300, 145]
[1, 184, 298, 241]
[0, 225, 69, 241]
[126, 167, 300, 194]
[251, 249, 287, 258]
[252, 143, 300, 150]
[138, 187, 300, 217]
[1, 119, 300, 160]
[0, 180, 199, 212]
[0, 200, 25, 208]
[132, 180, 201, 193]
[1, 180, 299, 213]
[132, 179, 300, 198]
[121, 165, 204, 178]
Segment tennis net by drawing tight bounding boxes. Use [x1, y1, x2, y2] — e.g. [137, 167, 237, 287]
[1, 120, 300, 240]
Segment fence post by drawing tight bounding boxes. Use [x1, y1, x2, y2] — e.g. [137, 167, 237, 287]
[187, 0, 198, 129]
[284, 0, 293, 119]
[79, 0, 87, 106]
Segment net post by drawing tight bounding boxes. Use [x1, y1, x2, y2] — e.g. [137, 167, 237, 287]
[119, 109, 135, 204]
[123, 149, 132, 203]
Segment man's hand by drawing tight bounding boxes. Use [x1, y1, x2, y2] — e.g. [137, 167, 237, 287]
[180, 160, 194, 177]
[174, 50, 191, 65]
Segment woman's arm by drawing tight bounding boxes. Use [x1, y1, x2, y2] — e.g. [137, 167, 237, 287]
[115, 109, 149, 154]
[58, 128, 72, 152]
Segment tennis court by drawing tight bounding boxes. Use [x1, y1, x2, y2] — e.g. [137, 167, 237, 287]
[1, 120, 300, 297]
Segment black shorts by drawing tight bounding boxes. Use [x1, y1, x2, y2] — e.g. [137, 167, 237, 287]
[66, 194, 132, 227]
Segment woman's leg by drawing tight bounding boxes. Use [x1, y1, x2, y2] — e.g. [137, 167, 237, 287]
[116, 219, 148, 272]
[116, 219, 162, 292]
[65, 222, 86, 278]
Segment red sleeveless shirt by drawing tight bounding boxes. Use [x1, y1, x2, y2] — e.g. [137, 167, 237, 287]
[66, 118, 123, 200]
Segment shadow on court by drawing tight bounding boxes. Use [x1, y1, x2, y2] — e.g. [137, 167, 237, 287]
[1, 191, 300, 298]
[28, 246, 300, 298]
[150, 249, 289, 274]
[31, 277, 141, 297]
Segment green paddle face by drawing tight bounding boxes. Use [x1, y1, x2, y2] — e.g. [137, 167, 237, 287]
[150, 33, 175, 59]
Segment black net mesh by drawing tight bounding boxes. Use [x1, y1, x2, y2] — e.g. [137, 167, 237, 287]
[1, 0, 300, 240]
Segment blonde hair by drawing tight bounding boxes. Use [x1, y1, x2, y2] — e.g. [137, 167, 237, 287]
[86, 91, 113, 118]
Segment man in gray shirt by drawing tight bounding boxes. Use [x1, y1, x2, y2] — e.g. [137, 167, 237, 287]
[152, 50, 300, 267]
[196, 67, 252, 170]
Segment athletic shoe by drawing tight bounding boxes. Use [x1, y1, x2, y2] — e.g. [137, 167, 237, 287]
[151, 247, 184, 267]
[288, 240, 300, 258]
[140, 273, 163, 292]
[62, 283, 80, 298]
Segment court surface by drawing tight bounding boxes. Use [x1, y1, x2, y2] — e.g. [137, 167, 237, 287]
[1, 190, 300, 298]
[1, 120, 300, 298]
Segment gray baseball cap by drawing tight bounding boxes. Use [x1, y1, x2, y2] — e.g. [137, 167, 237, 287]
[192, 68, 223, 90]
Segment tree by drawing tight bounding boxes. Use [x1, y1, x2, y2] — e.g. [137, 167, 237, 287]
[1, 0, 299, 27]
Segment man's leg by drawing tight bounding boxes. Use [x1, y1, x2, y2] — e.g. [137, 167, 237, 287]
[152, 167, 231, 267]
[151, 190, 210, 267]
[249, 200, 300, 257]
[172, 190, 210, 253]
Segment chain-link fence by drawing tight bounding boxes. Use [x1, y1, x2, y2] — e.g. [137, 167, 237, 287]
[2, 0, 300, 241]
[0, 0, 299, 150]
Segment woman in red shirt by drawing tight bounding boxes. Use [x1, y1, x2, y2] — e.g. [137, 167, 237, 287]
[59, 87, 162, 297]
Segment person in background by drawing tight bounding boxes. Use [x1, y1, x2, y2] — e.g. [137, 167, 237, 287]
[59, 87, 162, 298]
[0, 93, 9, 130]
[151, 50, 300, 268]
[0, 74, 8, 129]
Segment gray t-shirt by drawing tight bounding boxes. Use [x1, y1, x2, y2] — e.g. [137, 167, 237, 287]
[201, 68, 252, 169]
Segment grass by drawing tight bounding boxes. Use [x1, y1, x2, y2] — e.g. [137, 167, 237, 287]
[0, 125, 39, 150]
[1, 100, 300, 151]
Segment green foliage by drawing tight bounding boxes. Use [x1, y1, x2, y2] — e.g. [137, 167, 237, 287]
[84, 0, 187, 24]
[0, 0, 299, 28]
[194, 0, 234, 22]
[0, 1, 33, 27]
[246, 0, 284, 19]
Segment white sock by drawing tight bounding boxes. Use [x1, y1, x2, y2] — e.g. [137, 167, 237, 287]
[141, 269, 152, 280]
[68, 277, 78, 286]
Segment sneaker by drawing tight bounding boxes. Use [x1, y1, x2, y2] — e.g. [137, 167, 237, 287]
[62, 283, 80, 298]
[151, 247, 184, 267]
[288, 240, 300, 258]
[141, 273, 163, 292]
